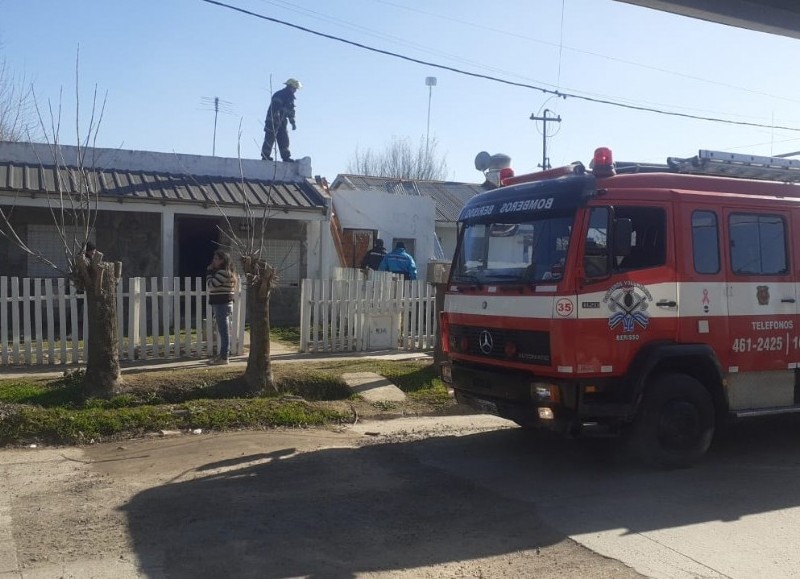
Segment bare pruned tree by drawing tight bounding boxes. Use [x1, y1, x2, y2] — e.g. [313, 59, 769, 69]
[0, 57, 38, 142]
[348, 135, 448, 181]
[204, 128, 284, 392]
[0, 59, 123, 394]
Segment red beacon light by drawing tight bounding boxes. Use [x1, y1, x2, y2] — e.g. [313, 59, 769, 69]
[592, 147, 616, 177]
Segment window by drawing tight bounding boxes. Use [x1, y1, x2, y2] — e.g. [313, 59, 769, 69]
[729, 213, 788, 275]
[452, 213, 574, 284]
[583, 207, 609, 277]
[26, 225, 94, 278]
[392, 238, 416, 258]
[615, 206, 666, 271]
[264, 240, 302, 285]
[692, 210, 720, 274]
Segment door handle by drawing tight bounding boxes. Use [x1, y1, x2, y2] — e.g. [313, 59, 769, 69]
[781, 298, 796, 303]
[656, 300, 677, 307]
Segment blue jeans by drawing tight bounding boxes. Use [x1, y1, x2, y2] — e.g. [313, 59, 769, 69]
[212, 302, 233, 359]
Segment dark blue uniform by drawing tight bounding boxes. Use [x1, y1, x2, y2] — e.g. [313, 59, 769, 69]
[261, 86, 296, 162]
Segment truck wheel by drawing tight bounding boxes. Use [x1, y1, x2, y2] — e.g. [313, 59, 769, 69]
[632, 373, 715, 468]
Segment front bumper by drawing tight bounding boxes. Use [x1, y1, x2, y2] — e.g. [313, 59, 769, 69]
[442, 360, 632, 437]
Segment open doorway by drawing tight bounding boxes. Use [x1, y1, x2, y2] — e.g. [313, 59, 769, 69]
[177, 217, 220, 279]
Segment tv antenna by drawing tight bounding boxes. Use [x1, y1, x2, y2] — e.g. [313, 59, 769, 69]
[200, 96, 235, 156]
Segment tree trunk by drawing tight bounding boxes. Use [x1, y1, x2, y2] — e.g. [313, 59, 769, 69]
[241, 257, 275, 392]
[79, 259, 122, 395]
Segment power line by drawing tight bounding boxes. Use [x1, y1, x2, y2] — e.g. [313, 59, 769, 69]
[252, 0, 556, 88]
[200, 0, 800, 133]
[373, 0, 800, 107]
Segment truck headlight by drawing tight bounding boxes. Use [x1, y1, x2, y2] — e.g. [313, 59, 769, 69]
[531, 382, 560, 402]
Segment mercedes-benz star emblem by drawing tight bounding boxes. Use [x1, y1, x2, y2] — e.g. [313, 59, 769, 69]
[479, 330, 493, 354]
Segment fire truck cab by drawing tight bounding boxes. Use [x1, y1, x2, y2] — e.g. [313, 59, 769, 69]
[440, 148, 800, 467]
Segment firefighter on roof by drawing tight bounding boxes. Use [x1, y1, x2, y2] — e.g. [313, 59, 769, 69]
[261, 78, 301, 162]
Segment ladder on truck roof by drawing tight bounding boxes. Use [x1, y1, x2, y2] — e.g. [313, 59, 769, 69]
[667, 150, 800, 183]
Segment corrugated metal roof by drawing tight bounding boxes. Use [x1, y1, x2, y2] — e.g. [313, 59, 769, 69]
[0, 162, 328, 212]
[332, 174, 489, 222]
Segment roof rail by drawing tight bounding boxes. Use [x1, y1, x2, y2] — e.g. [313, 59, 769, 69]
[667, 150, 800, 183]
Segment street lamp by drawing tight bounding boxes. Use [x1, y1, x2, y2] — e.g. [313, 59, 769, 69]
[425, 76, 437, 158]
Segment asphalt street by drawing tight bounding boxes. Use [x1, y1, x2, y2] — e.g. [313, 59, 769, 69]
[1, 413, 800, 578]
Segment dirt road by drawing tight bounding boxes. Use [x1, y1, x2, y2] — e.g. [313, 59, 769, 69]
[0, 416, 640, 578]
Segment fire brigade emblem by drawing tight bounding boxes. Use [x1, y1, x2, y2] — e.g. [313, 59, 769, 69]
[603, 281, 653, 333]
[756, 285, 770, 306]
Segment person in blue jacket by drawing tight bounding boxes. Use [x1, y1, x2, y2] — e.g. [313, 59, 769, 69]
[379, 241, 417, 280]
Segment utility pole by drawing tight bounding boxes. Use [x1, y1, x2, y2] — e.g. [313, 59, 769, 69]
[530, 109, 561, 170]
[425, 77, 437, 160]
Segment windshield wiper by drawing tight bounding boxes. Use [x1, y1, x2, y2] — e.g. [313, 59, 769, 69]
[452, 273, 483, 287]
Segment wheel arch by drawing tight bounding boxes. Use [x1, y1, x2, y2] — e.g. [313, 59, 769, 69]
[627, 342, 727, 417]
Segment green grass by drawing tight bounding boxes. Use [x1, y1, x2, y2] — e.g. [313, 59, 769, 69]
[0, 400, 345, 446]
[270, 326, 301, 346]
[0, 358, 448, 445]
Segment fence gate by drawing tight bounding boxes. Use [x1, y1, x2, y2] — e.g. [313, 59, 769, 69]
[300, 274, 437, 353]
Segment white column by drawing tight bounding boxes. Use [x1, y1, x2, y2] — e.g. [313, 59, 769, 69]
[161, 209, 175, 278]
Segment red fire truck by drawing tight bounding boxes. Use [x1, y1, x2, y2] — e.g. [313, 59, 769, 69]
[440, 148, 800, 467]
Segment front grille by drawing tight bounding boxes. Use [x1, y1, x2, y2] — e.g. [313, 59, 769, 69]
[449, 325, 551, 365]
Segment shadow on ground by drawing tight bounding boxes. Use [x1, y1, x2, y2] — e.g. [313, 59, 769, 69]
[120, 415, 800, 578]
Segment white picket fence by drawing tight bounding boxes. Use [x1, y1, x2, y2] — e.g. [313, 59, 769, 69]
[0, 276, 246, 367]
[299, 274, 437, 353]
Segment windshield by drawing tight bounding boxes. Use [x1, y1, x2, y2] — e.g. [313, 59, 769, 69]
[452, 213, 575, 284]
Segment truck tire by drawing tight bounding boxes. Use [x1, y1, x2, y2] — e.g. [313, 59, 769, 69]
[632, 373, 715, 469]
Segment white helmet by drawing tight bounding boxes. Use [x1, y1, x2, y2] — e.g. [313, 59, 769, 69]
[284, 78, 302, 90]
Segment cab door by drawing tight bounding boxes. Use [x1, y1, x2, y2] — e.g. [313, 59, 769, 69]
[574, 202, 678, 374]
[674, 205, 730, 361]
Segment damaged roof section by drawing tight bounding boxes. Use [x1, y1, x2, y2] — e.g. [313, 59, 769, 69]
[331, 174, 489, 222]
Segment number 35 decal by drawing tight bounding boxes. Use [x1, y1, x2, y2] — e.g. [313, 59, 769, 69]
[556, 298, 574, 317]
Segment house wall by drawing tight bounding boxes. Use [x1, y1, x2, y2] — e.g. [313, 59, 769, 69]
[332, 190, 436, 281]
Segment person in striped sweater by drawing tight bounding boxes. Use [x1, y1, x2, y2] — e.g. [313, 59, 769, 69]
[206, 250, 238, 365]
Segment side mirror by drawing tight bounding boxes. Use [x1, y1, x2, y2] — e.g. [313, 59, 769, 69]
[614, 218, 632, 258]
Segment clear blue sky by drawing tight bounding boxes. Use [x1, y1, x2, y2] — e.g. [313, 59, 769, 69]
[3, 0, 800, 183]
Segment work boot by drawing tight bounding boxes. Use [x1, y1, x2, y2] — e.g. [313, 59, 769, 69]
[262, 155, 274, 161]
